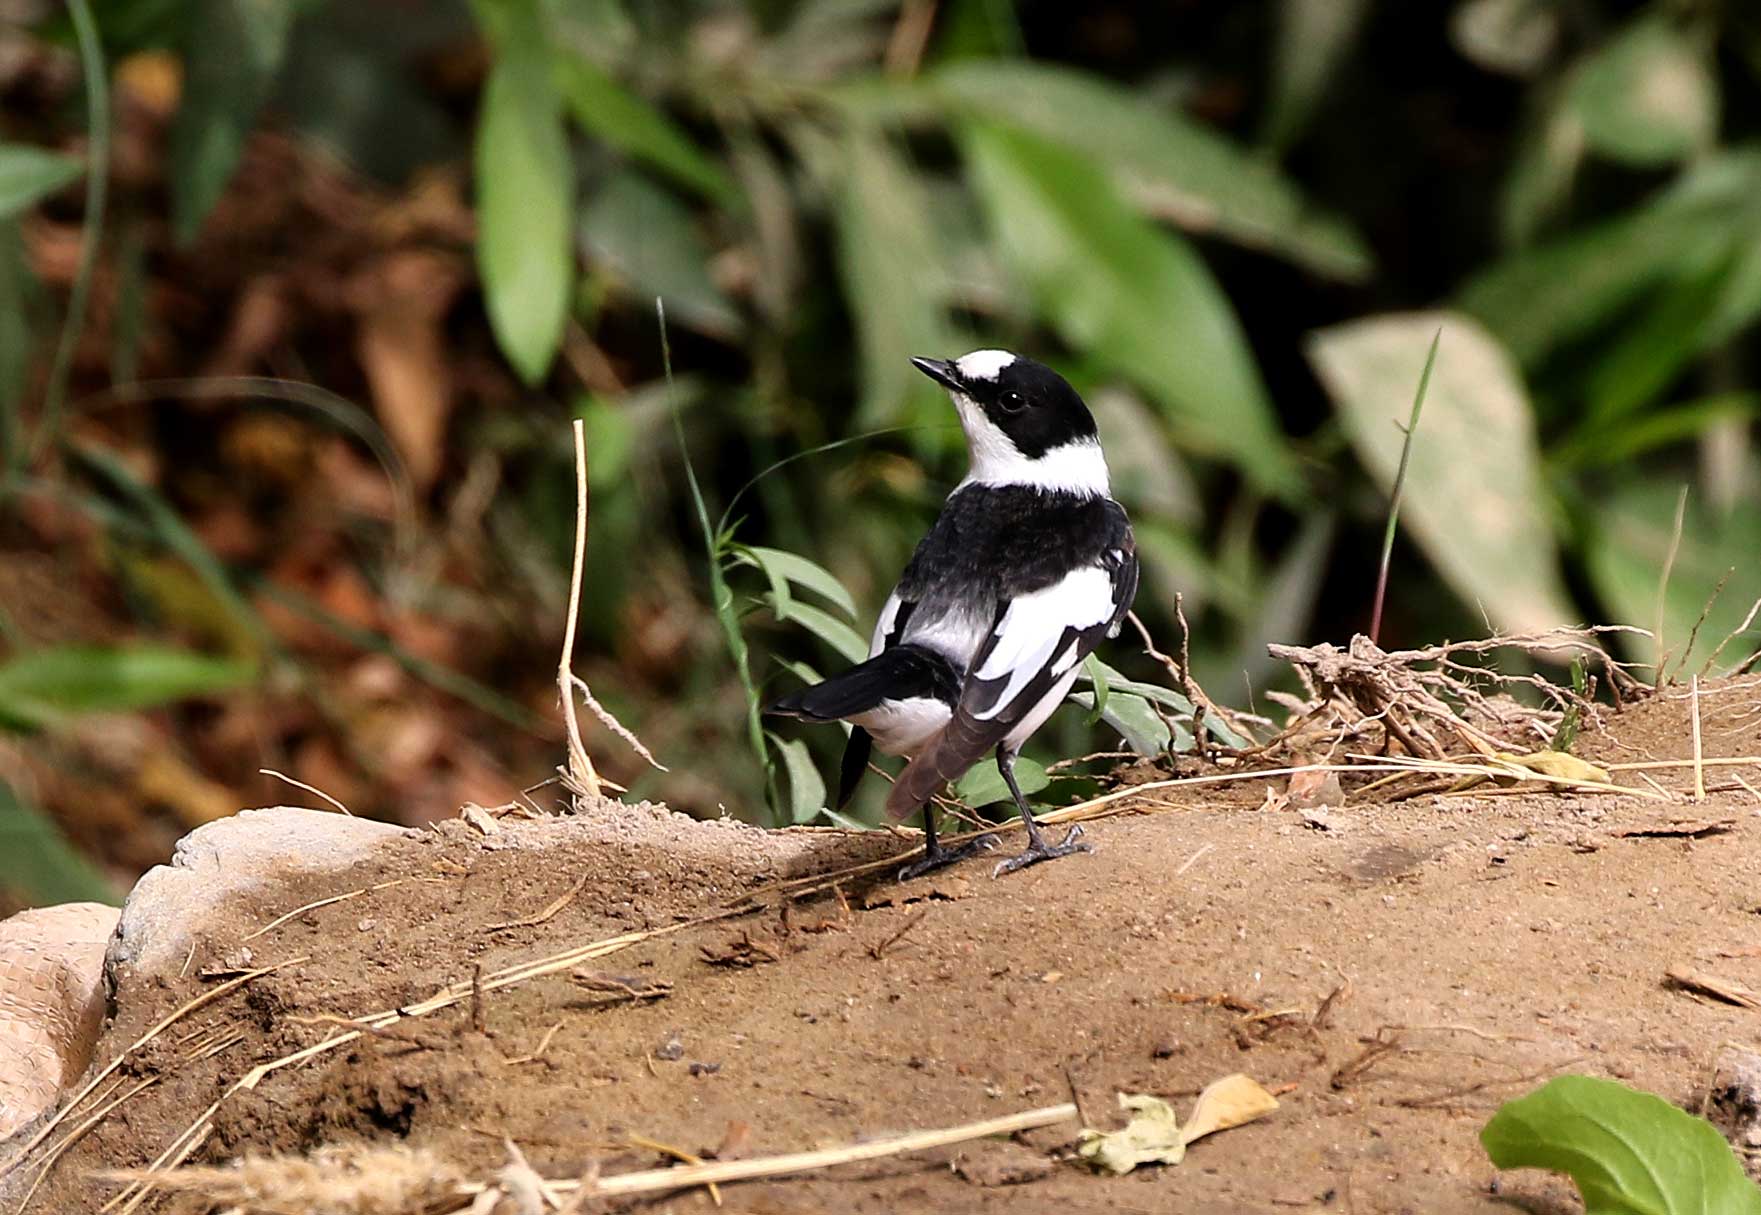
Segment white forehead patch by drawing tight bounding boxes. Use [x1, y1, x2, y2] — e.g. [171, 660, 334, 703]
[954, 349, 1017, 382]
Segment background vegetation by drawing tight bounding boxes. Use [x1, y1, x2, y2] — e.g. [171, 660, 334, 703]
[1, 0, 1757, 906]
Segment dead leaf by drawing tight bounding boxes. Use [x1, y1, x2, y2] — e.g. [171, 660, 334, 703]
[461, 803, 500, 835]
[1288, 768, 1343, 810]
[1180, 1073, 1282, 1143]
[1494, 750, 1611, 785]
[1665, 967, 1761, 1011]
[1078, 1093, 1187, 1172]
[135, 750, 239, 828]
[1077, 1077, 1279, 1175]
[348, 250, 467, 491]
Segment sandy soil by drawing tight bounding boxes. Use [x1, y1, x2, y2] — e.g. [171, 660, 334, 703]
[12, 680, 1761, 1213]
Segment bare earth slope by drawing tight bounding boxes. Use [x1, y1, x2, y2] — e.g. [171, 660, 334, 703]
[17, 682, 1761, 1213]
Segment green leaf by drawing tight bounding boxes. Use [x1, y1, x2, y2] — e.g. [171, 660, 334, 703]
[475, 0, 574, 386]
[1069, 690, 1177, 756]
[1081, 653, 1109, 726]
[169, 0, 299, 243]
[1482, 1075, 1761, 1215]
[581, 169, 740, 338]
[961, 121, 1300, 498]
[1556, 393, 1759, 469]
[1568, 18, 1718, 168]
[0, 780, 117, 905]
[736, 545, 858, 619]
[1498, 87, 1586, 248]
[1581, 479, 1761, 674]
[69, 442, 266, 653]
[771, 598, 870, 665]
[0, 645, 252, 732]
[0, 144, 83, 220]
[936, 61, 1371, 281]
[953, 755, 1048, 808]
[771, 734, 827, 824]
[555, 54, 733, 202]
[1460, 151, 1761, 367]
[1451, 0, 1560, 77]
[1262, 0, 1371, 152]
[1307, 311, 1576, 636]
[832, 126, 957, 428]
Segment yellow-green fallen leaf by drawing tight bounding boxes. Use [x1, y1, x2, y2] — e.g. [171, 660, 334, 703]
[1077, 1075, 1279, 1175]
[1078, 1093, 1186, 1173]
[1495, 750, 1610, 785]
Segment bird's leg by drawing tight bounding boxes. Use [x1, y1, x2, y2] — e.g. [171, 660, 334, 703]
[992, 744, 1093, 877]
[897, 805, 996, 882]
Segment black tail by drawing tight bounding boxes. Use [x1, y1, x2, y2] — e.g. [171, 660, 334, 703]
[765, 644, 958, 721]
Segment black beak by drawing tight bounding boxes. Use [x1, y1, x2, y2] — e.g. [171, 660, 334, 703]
[910, 356, 962, 392]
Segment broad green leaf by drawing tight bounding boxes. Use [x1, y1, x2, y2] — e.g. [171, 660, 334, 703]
[581, 169, 740, 338]
[169, 0, 299, 243]
[737, 545, 858, 619]
[1482, 1075, 1761, 1215]
[0, 780, 117, 905]
[555, 54, 733, 202]
[1568, 18, 1718, 168]
[1081, 653, 1109, 725]
[771, 734, 827, 824]
[475, 0, 574, 386]
[953, 755, 1048, 808]
[1079, 658, 1195, 714]
[69, 443, 265, 652]
[1451, 0, 1560, 77]
[1461, 151, 1761, 367]
[1262, 0, 1371, 152]
[772, 599, 869, 664]
[0, 645, 253, 732]
[832, 127, 956, 429]
[1580, 249, 1738, 424]
[1307, 311, 1576, 635]
[936, 62, 1371, 281]
[1556, 393, 1758, 469]
[1498, 88, 1585, 248]
[1069, 690, 1177, 756]
[0, 144, 83, 220]
[1581, 479, 1761, 675]
[962, 121, 1300, 498]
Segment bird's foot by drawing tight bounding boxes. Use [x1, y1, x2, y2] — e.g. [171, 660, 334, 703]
[991, 824, 1093, 878]
[898, 834, 998, 882]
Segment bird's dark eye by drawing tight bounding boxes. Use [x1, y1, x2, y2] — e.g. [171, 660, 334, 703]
[998, 390, 1027, 413]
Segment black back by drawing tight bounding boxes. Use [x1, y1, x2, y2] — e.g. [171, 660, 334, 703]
[897, 486, 1133, 607]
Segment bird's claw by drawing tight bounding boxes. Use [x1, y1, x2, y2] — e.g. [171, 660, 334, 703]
[897, 833, 998, 882]
[991, 824, 1093, 878]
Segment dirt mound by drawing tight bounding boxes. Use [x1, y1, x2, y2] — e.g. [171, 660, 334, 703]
[9, 683, 1761, 1213]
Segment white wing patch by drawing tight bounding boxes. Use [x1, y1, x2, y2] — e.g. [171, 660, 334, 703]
[971, 566, 1117, 721]
[869, 592, 903, 658]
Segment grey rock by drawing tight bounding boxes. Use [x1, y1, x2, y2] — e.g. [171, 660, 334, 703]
[107, 807, 411, 977]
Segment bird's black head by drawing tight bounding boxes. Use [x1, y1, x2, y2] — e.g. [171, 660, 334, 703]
[910, 351, 1097, 459]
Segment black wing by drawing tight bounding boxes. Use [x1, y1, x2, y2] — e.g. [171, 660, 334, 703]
[885, 541, 1137, 818]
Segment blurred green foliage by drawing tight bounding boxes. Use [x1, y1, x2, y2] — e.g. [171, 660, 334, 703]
[3, 0, 1761, 875]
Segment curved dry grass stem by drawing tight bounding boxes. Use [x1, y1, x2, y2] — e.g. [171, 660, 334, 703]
[558, 419, 601, 798]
